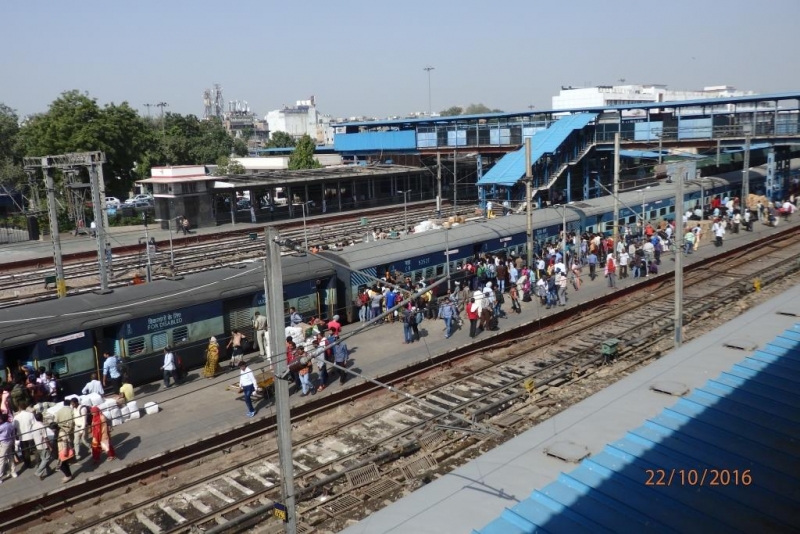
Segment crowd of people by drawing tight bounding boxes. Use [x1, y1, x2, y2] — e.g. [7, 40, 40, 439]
[0, 354, 131, 485]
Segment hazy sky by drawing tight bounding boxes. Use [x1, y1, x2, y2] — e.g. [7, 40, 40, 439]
[2, 0, 799, 120]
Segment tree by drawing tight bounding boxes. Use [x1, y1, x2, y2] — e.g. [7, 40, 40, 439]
[464, 103, 494, 115]
[266, 130, 296, 148]
[0, 103, 25, 190]
[439, 106, 463, 117]
[214, 155, 246, 176]
[16, 91, 152, 195]
[0, 103, 20, 162]
[287, 134, 321, 170]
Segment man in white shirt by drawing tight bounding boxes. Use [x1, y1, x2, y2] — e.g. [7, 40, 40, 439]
[238, 361, 257, 417]
[81, 373, 105, 396]
[712, 219, 725, 247]
[619, 251, 629, 279]
[13, 403, 36, 468]
[160, 347, 177, 388]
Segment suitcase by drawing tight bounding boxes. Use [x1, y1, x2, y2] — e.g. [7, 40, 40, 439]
[488, 315, 499, 331]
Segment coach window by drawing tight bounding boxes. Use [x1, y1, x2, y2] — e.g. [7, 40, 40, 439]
[425, 267, 434, 279]
[436, 265, 444, 276]
[172, 326, 189, 345]
[628, 216, 636, 224]
[49, 358, 68, 375]
[127, 337, 145, 356]
[659, 208, 667, 216]
[151, 332, 168, 351]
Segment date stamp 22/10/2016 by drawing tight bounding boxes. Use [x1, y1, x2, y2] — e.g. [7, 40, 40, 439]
[645, 468, 752, 487]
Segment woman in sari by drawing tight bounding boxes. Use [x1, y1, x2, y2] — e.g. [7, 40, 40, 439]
[90, 406, 116, 463]
[203, 337, 221, 378]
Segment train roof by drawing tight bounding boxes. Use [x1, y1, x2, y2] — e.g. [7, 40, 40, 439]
[0, 253, 334, 348]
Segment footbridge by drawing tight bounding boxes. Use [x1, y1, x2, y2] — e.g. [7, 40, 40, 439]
[333, 91, 800, 206]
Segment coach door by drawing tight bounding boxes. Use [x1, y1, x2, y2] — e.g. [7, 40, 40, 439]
[223, 296, 255, 350]
[1, 344, 36, 382]
[93, 326, 119, 371]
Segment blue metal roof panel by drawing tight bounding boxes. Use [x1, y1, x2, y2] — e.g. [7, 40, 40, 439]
[478, 113, 597, 186]
[475, 323, 800, 534]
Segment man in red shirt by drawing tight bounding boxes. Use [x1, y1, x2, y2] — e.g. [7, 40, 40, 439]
[327, 315, 342, 336]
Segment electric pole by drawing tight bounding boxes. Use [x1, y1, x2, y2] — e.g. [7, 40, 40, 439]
[452, 150, 457, 216]
[42, 162, 66, 298]
[144, 103, 153, 117]
[265, 227, 297, 534]
[674, 164, 684, 348]
[742, 135, 751, 201]
[436, 152, 442, 219]
[525, 137, 533, 269]
[612, 132, 620, 259]
[157, 102, 169, 135]
[90, 163, 111, 293]
[424, 65, 434, 116]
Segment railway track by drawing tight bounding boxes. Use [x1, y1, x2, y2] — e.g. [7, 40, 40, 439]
[0, 204, 477, 307]
[6, 223, 798, 534]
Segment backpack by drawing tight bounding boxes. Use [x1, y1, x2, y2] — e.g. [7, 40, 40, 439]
[406, 312, 417, 326]
[477, 265, 487, 279]
[495, 290, 505, 305]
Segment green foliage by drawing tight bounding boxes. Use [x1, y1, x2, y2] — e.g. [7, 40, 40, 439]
[214, 155, 246, 176]
[266, 131, 296, 148]
[15, 91, 153, 196]
[0, 103, 20, 161]
[439, 106, 463, 117]
[287, 135, 321, 170]
[463, 103, 497, 115]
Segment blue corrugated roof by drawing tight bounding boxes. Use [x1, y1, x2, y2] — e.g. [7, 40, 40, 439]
[474, 322, 800, 534]
[477, 113, 597, 186]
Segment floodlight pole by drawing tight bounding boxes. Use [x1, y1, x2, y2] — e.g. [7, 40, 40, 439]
[265, 227, 297, 534]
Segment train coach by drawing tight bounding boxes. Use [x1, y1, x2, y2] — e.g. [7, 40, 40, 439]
[0, 254, 336, 392]
[0, 166, 765, 392]
[329, 166, 765, 322]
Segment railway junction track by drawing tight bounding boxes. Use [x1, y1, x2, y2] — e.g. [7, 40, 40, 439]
[4, 224, 800, 534]
[0, 202, 475, 307]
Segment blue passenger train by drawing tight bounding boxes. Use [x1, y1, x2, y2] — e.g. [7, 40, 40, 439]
[0, 166, 763, 392]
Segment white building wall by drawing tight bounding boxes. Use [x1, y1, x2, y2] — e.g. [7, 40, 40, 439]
[552, 84, 766, 113]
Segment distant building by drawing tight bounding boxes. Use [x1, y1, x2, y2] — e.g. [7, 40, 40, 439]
[265, 96, 334, 145]
[552, 84, 772, 115]
[222, 100, 269, 147]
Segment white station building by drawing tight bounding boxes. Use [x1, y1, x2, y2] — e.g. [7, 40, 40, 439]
[552, 84, 772, 115]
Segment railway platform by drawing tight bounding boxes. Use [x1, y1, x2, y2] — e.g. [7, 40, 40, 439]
[343, 276, 800, 534]
[0, 215, 797, 515]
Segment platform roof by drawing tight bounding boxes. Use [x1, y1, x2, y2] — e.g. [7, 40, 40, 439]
[476, 327, 800, 533]
[212, 164, 423, 189]
[339, 91, 800, 129]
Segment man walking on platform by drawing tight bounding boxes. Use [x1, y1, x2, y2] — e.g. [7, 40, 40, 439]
[238, 361, 257, 417]
[253, 312, 268, 357]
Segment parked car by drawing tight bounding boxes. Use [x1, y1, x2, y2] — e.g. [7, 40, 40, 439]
[125, 193, 153, 205]
[105, 197, 122, 208]
[133, 199, 154, 208]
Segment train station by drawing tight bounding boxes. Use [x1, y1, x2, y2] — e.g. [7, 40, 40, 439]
[1, 91, 800, 533]
[1, 205, 798, 532]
